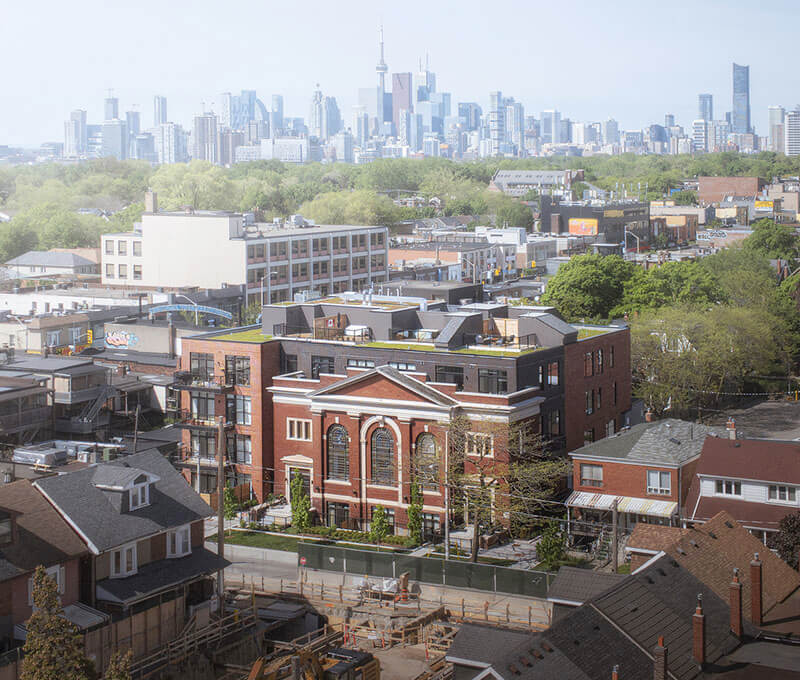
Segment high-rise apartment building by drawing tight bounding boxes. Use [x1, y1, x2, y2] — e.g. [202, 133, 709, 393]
[309, 87, 324, 139]
[64, 109, 87, 157]
[488, 91, 505, 156]
[392, 73, 413, 134]
[692, 119, 709, 153]
[698, 94, 713, 122]
[157, 122, 186, 164]
[769, 105, 786, 153]
[505, 101, 525, 154]
[458, 102, 482, 131]
[270, 95, 284, 137]
[785, 110, 800, 156]
[541, 110, 562, 145]
[602, 118, 619, 145]
[104, 96, 119, 121]
[732, 63, 751, 134]
[154, 95, 167, 126]
[218, 129, 245, 166]
[193, 113, 218, 163]
[101, 119, 127, 160]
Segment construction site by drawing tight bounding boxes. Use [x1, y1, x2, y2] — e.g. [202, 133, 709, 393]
[136, 570, 550, 680]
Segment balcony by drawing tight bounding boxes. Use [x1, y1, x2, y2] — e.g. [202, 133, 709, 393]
[53, 385, 107, 404]
[174, 372, 233, 393]
[0, 407, 51, 432]
[271, 323, 372, 343]
[173, 410, 234, 432]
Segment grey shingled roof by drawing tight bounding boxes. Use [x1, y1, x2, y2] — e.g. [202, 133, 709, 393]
[547, 566, 627, 604]
[569, 419, 724, 465]
[34, 450, 212, 554]
[5, 250, 96, 268]
[91, 465, 154, 491]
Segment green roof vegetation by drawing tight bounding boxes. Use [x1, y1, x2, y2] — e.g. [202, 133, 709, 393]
[577, 328, 611, 340]
[208, 328, 273, 343]
[362, 341, 542, 357]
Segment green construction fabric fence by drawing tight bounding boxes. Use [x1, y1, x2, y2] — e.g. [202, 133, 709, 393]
[297, 543, 552, 599]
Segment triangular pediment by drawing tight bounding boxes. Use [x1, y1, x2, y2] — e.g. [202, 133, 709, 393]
[308, 366, 457, 407]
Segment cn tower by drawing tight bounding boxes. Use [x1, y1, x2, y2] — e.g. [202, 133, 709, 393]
[376, 25, 388, 126]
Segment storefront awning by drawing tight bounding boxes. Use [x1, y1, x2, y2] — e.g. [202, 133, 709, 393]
[567, 491, 678, 519]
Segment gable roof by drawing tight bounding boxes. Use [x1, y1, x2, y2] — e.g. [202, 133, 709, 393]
[696, 437, 800, 485]
[308, 365, 458, 407]
[5, 250, 96, 268]
[666, 511, 800, 619]
[34, 450, 212, 554]
[547, 566, 627, 605]
[0, 480, 87, 581]
[91, 465, 156, 491]
[570, 419, 724, 466]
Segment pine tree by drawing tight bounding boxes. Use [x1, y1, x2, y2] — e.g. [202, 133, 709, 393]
[21, 565, 95, 680]
[105, 649, 133, 680]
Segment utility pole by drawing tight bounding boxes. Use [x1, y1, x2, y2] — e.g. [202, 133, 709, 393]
[216, 415, 226, 616]
[611, 498, 619, 573]
[444, 430, 450, 561]
[132, 404, 140, 452]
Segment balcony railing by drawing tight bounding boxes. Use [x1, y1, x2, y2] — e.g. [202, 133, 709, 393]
[172, 409, 233, 431]
[271, 324, 372, 343]
[173, 372, 233, 392]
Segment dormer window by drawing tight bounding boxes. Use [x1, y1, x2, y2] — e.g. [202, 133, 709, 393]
[167, 525, 191, 558]
[129, 480, 150, 510]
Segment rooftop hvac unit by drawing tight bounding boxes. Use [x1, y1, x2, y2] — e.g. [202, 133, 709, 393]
[12, 444, 67, 467]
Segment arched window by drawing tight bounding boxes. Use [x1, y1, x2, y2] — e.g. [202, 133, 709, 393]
[370, 428, 395, 485]
[414, 433, 439, 491]
[327, 425, 349, 480]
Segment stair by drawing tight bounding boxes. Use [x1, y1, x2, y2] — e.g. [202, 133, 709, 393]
[76, 385, 118, 423]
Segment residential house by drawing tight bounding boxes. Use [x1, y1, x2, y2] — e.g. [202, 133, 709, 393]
[4, 251, 99, 279]
[567, 419, 723, 536]
[684, 434, 800, 543]
[0, 376, 52, 444]
[33, 450, 226, 619]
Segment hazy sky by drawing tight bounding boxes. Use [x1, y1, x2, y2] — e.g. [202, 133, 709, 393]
[2, 0, 799, 146]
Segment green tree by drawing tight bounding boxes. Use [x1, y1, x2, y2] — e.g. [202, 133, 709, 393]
[223, 485, 238, 520]
[535, 523, 566, 570]
[105, 649, 133, 680]
[406, 482, 423, 546]
[0, 220, 39, 262]
[671, 190, 698, 206]
[743, 218, 800, 263]
[21, 565, 96, 680]
[290, 473, 311, 532]
[771, 511, 800, 570]
[540, 254, 637, 321]
[369, 505, 389, 546]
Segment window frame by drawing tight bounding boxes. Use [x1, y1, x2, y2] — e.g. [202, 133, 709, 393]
[768, 484, 797, 503]
[715, 479, 742, 496]
[326, 425, 350, 481]
[287, 418, 312, 442]
[167, 524, 191, 559]
[110, 542, 138, 578]
[465, 432, 494, 458]
[370, 427, 395, 486]
[580, 463, 603, 488]
[129, 481, 150, 510]
[646, 470, 671, 496]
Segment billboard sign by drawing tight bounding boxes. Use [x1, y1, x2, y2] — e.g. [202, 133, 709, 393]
[754, 200, 774, 211]
[568, 218, 598, 235]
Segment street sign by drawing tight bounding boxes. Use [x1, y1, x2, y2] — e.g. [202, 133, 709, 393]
[299, 557, 307, 566]
[87, 329, 93, 344]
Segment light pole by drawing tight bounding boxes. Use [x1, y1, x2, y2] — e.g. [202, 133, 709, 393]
[175, 294, 199, 326]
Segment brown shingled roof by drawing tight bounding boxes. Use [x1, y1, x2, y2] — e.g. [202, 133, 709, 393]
[627, 524, 689, 552]
[697, 438, 800, 485]
[666, 511, 800, 621]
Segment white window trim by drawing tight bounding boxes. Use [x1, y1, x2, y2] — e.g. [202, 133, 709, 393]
[287, 418, 313, 442]
[110, 543, 138, 578]
[167, 524, 192, 558]
[129, 482, 150, 510]
[647, 470, 671, 496]
[714, 478, 742, 497]
[465, 432, 494, 458]
[768, 484, 798, 505]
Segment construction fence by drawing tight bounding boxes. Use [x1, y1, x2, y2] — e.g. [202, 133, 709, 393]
[297, 543, 554, 599]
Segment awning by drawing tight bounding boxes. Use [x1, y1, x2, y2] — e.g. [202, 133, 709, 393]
[15, 602, 109, 640]
[567, 491, 678, 519]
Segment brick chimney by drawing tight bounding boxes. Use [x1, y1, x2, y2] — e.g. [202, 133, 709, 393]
[730, 568, 743, 637]
[612, 664, 619, 680]
[750, 553, 763, 627]
[726, 417, 736, 440]
[693, 594, 705, 666]
[653, 636, 667, 680]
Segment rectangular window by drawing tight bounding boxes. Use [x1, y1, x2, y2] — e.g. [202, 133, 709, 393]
[609, 345, 615, 368]
[105, 264, 114, 278]
[597, 349, 604, 374]
[133, 265, 142, 280]
[111, 543, 137, 578]
[167, 525, 191, 558]
[105, 240, 114, 255]
[478, 369, 508, 394]
[46, 330, 61, 347]
[280, 352, 298, 374]
[190, 353, 214, 381]
[585, 390, 594, 415]
[768, 485, 797, 502]
[614, 381, 618, 405]
[191, 392, 215, 421]
[347, 358, 375, 369]
[647, 470, 671, 495]
[547, 361, 559, 386]
[435, 365, 464, 389]
[118, 264, 128, 279]
[118, 241, 127, 256]
[133, 241, 142, 256]
[287, 418, 312, 441]
[596, 387, 602, 411]
[227, 434, 252, 464]
[311, 355, 335, 379]
[544, 409, 561, 437]
[584, 352, 594, 377]
[327, 502, 350, 528]
[388, 361, 416, 372]
[226, 395, 252, 425]
[466, 432, 493, 458]
[129, 483, 149, 510]
[371, 506, 395, 534]
[191, 431, 216, 458]
[715, 479, 742, 496]
[225, 356, 251, 385]
[580, 463, 603, 487]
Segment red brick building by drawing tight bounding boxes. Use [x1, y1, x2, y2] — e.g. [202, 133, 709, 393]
[698, 176, 764, 205]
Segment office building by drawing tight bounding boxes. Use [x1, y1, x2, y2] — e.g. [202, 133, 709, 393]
[101, 119, 127, 160]
[104, 96, 119, 121]
[334, 130, 354, 163]
[125, 110, 140, 158]
[692, 119, 708, 152]
[64, 109, 87, 157]
[270, 95, 284, 136]
[769, 105, 786, 153]
[732, 63, 751, 134]
[156, 122, 186, 164]
[785, 110, 800, 156]
[391, 73, 412, 133]
[602, 118, 619, 145]
[416, 55, 436, 104]
[664, 114, 675, 128]
[309, 87, 324, 138]
[458, 102, 482, 131]
[218, 128, 244, 166]
[698, 93, 713, 121]
[505, 100, 525, 154]
[260, 137, 310, 163]
[101, 194, 389, 301]
[541, 109, 562, 145]
[323, 97, 342, 140]
[153, 95, 167, 126]
[352, 106, 369, 146]
[192, 112, 218, 163]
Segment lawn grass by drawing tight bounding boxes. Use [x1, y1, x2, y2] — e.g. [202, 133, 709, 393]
[576, 328, 611, 340]
[209, 329, 273, 343]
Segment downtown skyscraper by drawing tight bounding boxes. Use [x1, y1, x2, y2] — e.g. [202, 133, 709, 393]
[698, 93, 713, 121]
[732, 63, 751, 134]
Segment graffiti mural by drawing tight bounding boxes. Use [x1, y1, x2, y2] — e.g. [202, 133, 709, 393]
[104, 330, 139, 349]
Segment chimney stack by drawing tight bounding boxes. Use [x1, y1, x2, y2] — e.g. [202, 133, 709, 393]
[653, 636, 667, 680]
[726, 417, 737, 440]
[693, 594, 705, 667]
[144, 190, 158, 214]
[750, 553, 763, 627]
[645, 409, 654, 423]
[730, 568, 743, 637]
[611, 665, 619, 680]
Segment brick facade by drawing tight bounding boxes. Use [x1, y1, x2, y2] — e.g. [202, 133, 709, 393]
[572, 458, 679, 503]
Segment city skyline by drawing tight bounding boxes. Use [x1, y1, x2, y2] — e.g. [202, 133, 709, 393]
[2, 0, 800, 147]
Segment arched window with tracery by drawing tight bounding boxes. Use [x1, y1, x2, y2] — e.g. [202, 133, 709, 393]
[414, 433, 439, 491]
[370, 428, 395, 485]
[327, 425, 349, 480]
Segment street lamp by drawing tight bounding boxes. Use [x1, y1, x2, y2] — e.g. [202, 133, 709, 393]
[175, 294, 199, 326]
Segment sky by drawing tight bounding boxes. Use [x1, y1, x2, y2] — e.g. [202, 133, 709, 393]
[2, 0, 799, 147]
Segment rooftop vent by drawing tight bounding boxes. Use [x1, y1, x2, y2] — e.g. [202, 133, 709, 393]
[708, 531, 717, 539]
[724, 521, 734, 529]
